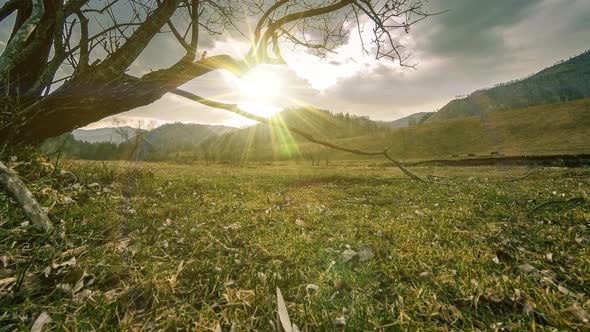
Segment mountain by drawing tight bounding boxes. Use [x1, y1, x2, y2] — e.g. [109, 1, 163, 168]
[425, 50, 590, 123]
[215, 107, 382, 161]
[216, 97, 590, 162]
[144, 123, 234, 146]
[72, 126, 136, 143]
[41, 123, 237, 161]
[379, 112, 434, 128]
[141, 123, 236, 160]
[318, 97, 590, 161]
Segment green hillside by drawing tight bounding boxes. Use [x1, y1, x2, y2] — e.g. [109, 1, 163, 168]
[216, 98, 590, 162]
[344, 98, 590, 160]
[142, 123, 235, 160]
[426, 50, 590, 122]
[216, 107, 381, 161]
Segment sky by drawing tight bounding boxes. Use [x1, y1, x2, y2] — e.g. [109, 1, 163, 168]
[1, 0, 590, 129]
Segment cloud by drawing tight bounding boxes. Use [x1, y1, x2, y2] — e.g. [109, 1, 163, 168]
[416, 0, 538, 59]
[306, 0, 590, 120]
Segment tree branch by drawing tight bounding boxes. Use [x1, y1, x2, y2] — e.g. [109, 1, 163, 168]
[94, 0, 180, 78]
[64, 0, 89, 16]
[75, 9, 89, 73]
[0, 0, 19, 23]
[171, 88, 425, 181]
[0, 0, 45, 77]
[28, 1, 68, 95]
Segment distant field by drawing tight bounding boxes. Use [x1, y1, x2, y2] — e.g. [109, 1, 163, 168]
[1, 161, 589, 330]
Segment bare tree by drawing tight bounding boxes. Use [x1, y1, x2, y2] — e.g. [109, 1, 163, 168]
[0, 1, 433, 143]
[0, 0, 436, 231]
[199, 137, 219, 165]
[110, 117, 156, 161]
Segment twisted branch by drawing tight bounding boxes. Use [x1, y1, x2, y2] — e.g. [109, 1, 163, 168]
[171, 88, 425, 182]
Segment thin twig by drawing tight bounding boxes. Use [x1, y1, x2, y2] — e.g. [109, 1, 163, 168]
[528, 197, 587, 217]
[508, 168, 536, 182]
[53, 131, 73, 176]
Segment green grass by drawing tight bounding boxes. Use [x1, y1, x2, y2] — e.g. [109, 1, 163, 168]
[1, 159, 589, 330]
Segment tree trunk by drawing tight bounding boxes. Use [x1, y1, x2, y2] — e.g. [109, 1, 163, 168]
[1, 55, 240, 146]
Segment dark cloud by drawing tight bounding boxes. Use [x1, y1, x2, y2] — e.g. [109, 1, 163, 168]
[418, 0, 539, 58]
[309, 0, 590, 121]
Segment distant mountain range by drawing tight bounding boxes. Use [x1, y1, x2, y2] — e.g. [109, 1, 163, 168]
[72, 123, 234, 144]
[378, 112, 434, 128]
[144, 123, 234, 146]
[72, 126, 136, 144]
[217, 98, 590, 161]
[141, 123, 235, 160]
[425, 50, 590, 123]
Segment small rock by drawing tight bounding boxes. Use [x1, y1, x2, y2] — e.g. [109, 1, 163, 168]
[522, 303, 534, 316]
[545, 253, 554, 263]
[519, 263, 536, 274]
[295, 219, 309, 227]
[357, 245, 374, 261]
[419, 271, 430, 278]
[55, 283, 73, 297]
[341, 249, 357, 262]
[487, 294, 503, 303]
[333, 316, 346, 331]
[306, 284, 319, 292]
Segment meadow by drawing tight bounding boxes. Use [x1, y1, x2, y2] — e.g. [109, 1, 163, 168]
[1, 160, 589, 330]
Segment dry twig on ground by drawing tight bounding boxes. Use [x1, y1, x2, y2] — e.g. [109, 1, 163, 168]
[0, 161, 53, 232]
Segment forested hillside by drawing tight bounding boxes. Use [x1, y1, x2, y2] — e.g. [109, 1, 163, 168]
[426, 50, 590, 122]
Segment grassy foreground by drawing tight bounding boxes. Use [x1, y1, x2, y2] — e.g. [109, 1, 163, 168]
[1, 160, 589, 330]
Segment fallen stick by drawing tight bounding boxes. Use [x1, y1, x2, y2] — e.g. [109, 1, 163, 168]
[508, 168, 536, 182]
[528, 197, 587, 217]
[0, 161, 53, 232]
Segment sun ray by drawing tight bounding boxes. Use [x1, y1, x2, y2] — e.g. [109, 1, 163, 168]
[270, 113, 302, 158]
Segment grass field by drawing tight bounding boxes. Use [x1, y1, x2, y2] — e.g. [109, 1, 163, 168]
[1, 160, 589, 330]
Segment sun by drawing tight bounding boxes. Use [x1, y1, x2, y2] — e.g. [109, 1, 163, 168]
[238, 66, 282, 101]
[235, 66, 284, 118]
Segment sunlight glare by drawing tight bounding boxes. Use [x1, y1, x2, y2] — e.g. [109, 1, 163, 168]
[237, 102, 281, 118]
[238, 66, 283, 103]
